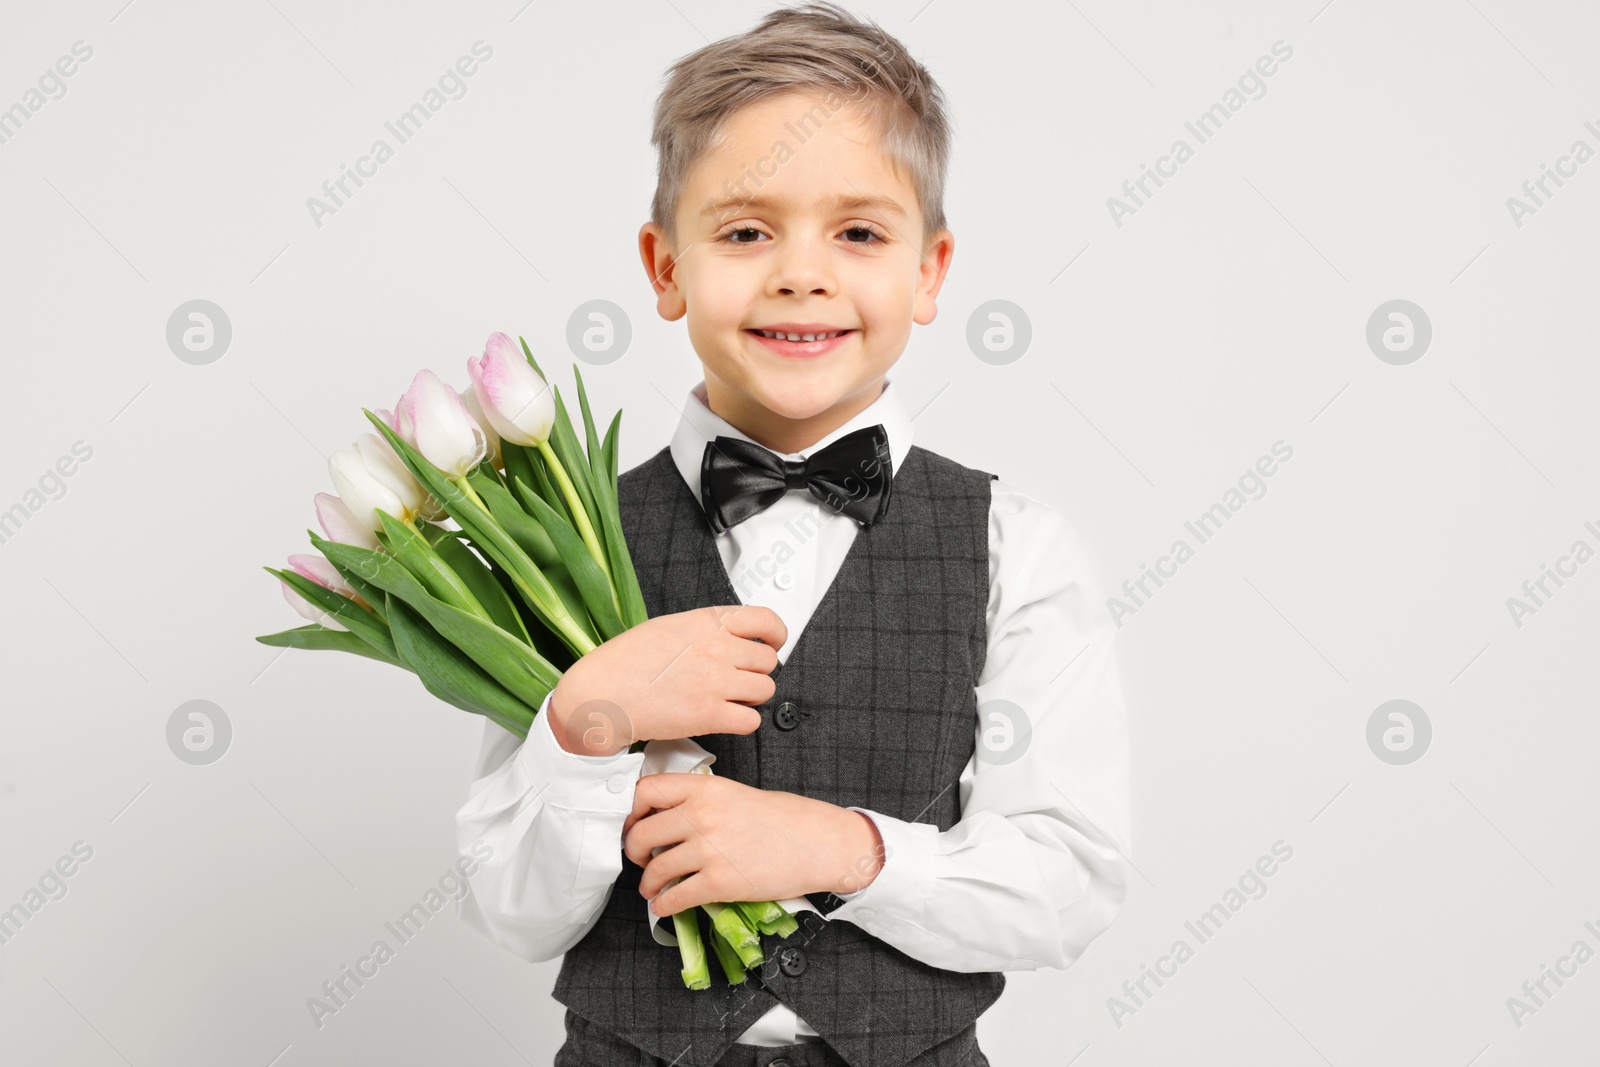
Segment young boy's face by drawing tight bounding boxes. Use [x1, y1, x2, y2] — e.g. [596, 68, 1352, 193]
[639, 89, 954, 452]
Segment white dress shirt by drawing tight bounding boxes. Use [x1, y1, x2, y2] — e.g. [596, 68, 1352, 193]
[455, 376, 1133, 1046]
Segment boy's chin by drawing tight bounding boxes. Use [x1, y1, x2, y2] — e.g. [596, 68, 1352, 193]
[731, 371, 875, 423]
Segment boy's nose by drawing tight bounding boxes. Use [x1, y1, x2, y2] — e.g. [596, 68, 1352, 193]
[769, 236, 834, 296]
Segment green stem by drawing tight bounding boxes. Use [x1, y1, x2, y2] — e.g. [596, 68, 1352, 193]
[450, 471, 598, 657]
[536, 438, 612, 583]
[454, 472, 490, 513]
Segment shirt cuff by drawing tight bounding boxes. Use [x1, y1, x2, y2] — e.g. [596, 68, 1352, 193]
[826, 808, 938, 925]
[514, 689, 645, 812]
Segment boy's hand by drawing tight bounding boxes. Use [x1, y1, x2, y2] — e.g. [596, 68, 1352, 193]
[622, 773, 885, 917]
[548, 605, 786, 757]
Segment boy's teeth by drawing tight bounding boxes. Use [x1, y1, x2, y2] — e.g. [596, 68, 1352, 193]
[758, 330, 844, 341]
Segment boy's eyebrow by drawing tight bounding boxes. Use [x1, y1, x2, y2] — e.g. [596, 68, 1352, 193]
[699, 192, 908, 221]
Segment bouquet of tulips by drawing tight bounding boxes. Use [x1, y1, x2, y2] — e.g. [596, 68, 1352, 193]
[256, 332, 797, 989]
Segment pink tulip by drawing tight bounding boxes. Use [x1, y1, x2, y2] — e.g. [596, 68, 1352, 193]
[460, 384, 503, 469]
[466, 332, 555, 447]
[375, 406, 414, 448]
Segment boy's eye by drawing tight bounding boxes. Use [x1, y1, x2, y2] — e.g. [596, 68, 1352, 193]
[841, 225, 888, 244]
[712, 224, 890, 245]
[718, 226, 765, 245]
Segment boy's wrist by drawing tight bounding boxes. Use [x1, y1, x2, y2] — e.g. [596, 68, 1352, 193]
[832, 808, 885, 895]
[549, 677, 630, 757]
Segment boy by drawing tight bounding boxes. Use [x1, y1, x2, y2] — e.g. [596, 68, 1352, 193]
[456, 4, 1132, 1065]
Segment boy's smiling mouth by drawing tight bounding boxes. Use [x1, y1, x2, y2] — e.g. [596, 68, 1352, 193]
[745, 324, 857, 358]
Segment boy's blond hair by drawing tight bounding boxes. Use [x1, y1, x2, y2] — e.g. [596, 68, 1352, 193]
[648, 2, 953, 247]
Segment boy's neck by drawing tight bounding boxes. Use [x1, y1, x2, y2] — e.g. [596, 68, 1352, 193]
[703, 375, 887, 455]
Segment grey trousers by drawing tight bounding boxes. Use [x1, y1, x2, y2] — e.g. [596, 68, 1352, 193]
[552, 1008, 991, 1067]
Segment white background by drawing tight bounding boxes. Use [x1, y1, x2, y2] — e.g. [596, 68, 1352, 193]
[0, 1, 1596, 1064]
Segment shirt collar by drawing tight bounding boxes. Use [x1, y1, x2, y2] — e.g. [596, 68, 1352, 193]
[668, 376, 914, 522]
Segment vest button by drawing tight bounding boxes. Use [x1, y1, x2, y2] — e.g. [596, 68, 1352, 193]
[770, 1061, 795, 1067]
[773, 701, 803, 730]
[777, 945, 807, 977]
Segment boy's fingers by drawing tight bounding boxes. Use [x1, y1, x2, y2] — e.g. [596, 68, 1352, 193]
[640, 845, 699, 900]
[623, 815, 677, 867]
[650, 871, 709, 918]
[714, 604, 787, 651]
[725, 632, 780, 673]
[628, 772, 696, 818]
[711, 702, 764, 736]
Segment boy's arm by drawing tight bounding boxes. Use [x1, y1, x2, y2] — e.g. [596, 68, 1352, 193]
[825, 483, 1133, 972]
[454, 689, 647, 963]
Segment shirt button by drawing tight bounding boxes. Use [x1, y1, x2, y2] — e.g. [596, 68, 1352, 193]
[606, 773, 628, 793]
[773, 571, 794, 591]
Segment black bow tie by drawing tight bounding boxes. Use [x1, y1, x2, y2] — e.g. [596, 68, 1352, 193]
[700, 424, 894, 535]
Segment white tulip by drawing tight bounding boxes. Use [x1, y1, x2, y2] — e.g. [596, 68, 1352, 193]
[400, 369, 487, 476]
[329, 433, 429, 530]
[314, 492, 380, 550]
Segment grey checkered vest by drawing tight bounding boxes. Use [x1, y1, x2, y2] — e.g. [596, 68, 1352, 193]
[551, 442, 1006, 1067]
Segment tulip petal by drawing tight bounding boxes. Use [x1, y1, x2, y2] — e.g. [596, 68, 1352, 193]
[329, 443, 405, 532]
[467, 332, 555, 447]
[460, 384, 503, 469]
[401, 370, 487, 477]
[281, 579, 349, 630]
[314, 492, 381, 550]
[287, 551, 353, 595]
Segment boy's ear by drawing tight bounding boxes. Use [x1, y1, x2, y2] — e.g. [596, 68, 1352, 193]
[638, 221, 687, 322]
[912, 227, 955, 327]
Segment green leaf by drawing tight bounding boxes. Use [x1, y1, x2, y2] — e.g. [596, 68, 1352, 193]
[433, 532, 532, 646]
[499, 442, 543, 513]
[600, 408, 621, 497]
[310, 537, 561, 709]
[585, 435, 647, 630]
[465, 465, 561, 569]
[547, 385, 605, 555]
[266, 566, 397, 662]
[374, 508, 490, 622]
[255, 623, 402, 667]
[573, 363, 606, 487]
[526, 441, 572, 524]
[303, 529, 388, 623]
[418, 520, 453, 547]
[518, 338, 603, 555]
[479, 541, 579, 673]
[362, 409, 596, 658]
[385, 594, 536, 738]
[572, 395, 645, 629]
[502, 480, 601, 634]
[544, 564, 594, 641]
[513, 475, 625, 641]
